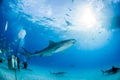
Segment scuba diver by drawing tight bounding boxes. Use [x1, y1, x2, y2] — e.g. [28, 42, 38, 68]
[0, 58, 3, 63]
[22, 61, 28, 70]
[7, 55, 20, 71]
[14, 55, 20, 71]
[22, 60, 32, 71]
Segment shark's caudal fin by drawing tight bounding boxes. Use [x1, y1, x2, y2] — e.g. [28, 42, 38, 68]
[22, 47, 32, 58]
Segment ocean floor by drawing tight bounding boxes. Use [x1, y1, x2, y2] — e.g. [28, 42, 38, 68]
[0, 62, 120, 80]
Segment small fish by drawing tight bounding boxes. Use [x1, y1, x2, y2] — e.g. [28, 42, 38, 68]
[68, 8, 72, 11]
[43, 17, 54, 22]
[65, 20, 72, 26]
[65, 14, 70, 17]
[5, 21, 8, 32]
[0, 49, 2, 53]
[72, 0, 74, 3]
[50, 71, 66, 76]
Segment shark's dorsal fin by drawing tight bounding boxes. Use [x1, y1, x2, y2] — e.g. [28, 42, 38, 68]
[49, 40, 56, 45]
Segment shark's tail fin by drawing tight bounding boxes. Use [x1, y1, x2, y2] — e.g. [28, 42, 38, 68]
[22, 47, 32, 59]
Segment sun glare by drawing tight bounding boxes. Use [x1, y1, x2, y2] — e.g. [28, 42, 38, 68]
[79, 5, 97, 28]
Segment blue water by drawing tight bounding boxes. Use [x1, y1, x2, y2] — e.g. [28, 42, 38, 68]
[0, 0, 120, 80]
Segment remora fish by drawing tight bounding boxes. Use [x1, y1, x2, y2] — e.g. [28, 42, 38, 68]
[22, 39, 76, 58]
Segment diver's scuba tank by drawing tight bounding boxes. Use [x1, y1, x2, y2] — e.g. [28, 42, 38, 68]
[11, 55, 15, 69]
[8, 55, 18, 70]
[14, 56, 18, 69]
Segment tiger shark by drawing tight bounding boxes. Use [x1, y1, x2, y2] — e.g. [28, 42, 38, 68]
[22, 39, 76, 58]
[101, 66, 120, 75]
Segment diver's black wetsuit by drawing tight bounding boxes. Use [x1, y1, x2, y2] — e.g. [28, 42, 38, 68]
[23, 62, 28, 69]
[17, 57, 20, 71]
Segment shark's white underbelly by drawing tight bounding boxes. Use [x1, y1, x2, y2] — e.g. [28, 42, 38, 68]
[54, 44, 72, 53]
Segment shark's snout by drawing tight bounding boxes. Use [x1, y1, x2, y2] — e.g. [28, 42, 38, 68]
[69, 39, 76, 44]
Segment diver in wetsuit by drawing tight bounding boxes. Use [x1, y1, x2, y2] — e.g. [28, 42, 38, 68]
[22, 61, 28, 69]
[17, 56, 20, 71]
[22, 61, 32, 71]
[14, 55, 20, 71]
